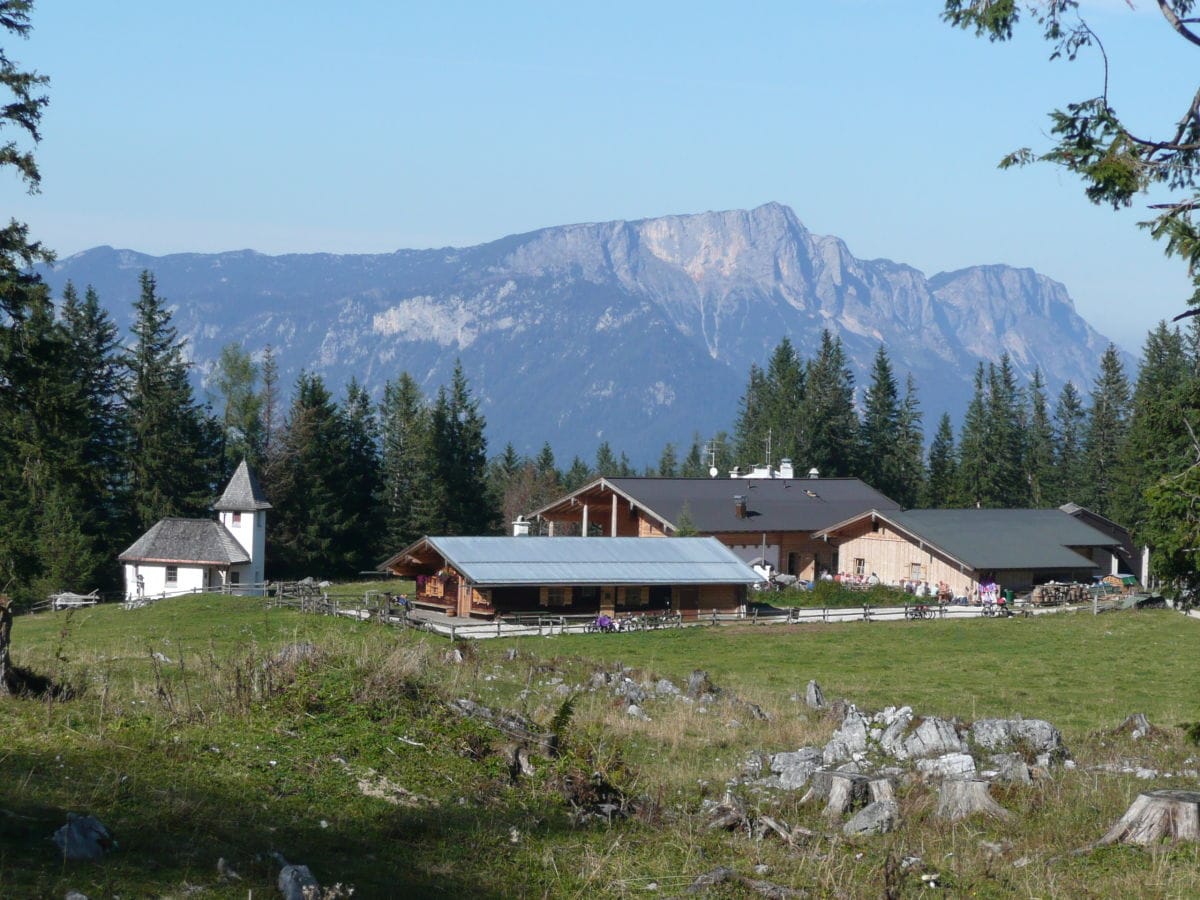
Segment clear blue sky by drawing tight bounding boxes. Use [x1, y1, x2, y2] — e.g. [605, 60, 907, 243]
[8, 1, 1194, 352]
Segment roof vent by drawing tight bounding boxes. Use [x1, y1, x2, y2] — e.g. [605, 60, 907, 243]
[779, 459, 794, 479]
[808, 467, 820, 479]
[734, 495, 747, 519]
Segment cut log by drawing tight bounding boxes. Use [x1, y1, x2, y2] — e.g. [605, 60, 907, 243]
[1097, 790, 1200, 847]
[0, 595, 12, 696]
[936, 779, 1014, 823]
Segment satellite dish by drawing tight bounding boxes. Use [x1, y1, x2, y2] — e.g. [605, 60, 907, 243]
[709, 466, 719, 478]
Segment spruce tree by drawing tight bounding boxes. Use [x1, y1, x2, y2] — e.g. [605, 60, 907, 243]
[859, 345, 902, 497]
[733, 363, 769, 466]
[1114, 323, 1189, 531]
[379, 372, 434, 550]
[429, 361, 494, 535]
[1051, 381, 1087, 506]
[563, 456, 593, 491]
[213, 343, 264, 471]
[657, 442, 678, 478]
[594, 441, 620, 477]
[923, 412, 958, 507]
[1080, 345, 1131, 519]
[802, 330, 859, 476]
[1024, 368, 1055, 508]
[126, 271, 220, 528]
[893, 374, 926, 508]
[762, 337, 806, 464]
[987, 355, 1027, 506]
[956, 364, 993, 507]
[339, 379, 383, 570]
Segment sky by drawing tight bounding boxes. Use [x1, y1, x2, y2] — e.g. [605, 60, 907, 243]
[7, 1, 1196, 353]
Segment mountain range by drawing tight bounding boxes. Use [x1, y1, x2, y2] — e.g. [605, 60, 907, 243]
[40, 203, 1117, 462]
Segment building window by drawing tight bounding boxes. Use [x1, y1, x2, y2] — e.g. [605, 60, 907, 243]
[230, 571, 240, 586]
[545, 587, 569, 607]
[232, 511, 241, 525]
[910, 562, 923, 580]
[853, 557, 866, 577]
[166, 565, 178, 584]
[624, 586, 644, 607]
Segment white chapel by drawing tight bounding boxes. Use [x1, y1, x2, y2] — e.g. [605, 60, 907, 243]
[118, 461, 272, 600]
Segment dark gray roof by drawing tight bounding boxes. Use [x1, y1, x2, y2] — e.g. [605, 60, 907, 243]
[863, 509, 1117, 571]
[601, 477, 901, 533]
[388, 536, 759, 586]
[118, 518, 251, 565]
[213, 460, 272, 511]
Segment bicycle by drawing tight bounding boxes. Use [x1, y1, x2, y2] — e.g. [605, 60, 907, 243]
[905, 603, 933, 620]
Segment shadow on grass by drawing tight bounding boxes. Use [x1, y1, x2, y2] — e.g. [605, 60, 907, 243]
[0, 743, 557, 898]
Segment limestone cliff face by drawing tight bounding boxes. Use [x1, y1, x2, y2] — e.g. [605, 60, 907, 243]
[43, 204, 1118, 461]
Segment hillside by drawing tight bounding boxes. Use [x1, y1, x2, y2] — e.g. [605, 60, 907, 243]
[3, 596, 1200, 897]
[40, 204, 1118, 461]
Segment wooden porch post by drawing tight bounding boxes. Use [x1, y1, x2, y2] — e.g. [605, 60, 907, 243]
[582, 503, 589, 537]
[611, 494, 618, 536]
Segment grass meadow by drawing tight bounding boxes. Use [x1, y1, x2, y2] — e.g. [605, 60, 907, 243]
[2, 592, 1199, 897]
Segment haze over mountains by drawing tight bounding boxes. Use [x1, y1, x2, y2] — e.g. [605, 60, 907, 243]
[41, 203, 1117, 462]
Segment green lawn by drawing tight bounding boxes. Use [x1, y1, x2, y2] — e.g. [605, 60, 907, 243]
[2, 596, 1198, 898]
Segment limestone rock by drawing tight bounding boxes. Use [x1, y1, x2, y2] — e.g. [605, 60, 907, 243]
[970, 718, 1068, 763]
[823, 707, 869, 764]
[843, 799, 900, 836]
[52, 814, 116, 861]
[902, 716, 966, 759]
[805, 679, 825, 709]
[916, 752, 977, 780]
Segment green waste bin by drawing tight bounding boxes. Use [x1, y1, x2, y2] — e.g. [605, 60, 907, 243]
[1003, 589, 1014, 603]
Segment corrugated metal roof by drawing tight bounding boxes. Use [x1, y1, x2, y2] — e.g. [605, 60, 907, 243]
[118, 518, 251, 565]
[886, 509, 1116, 570]
[540, 476, 901, 533]
[425, 536, 760, 586]
[213, 460, 272, 511]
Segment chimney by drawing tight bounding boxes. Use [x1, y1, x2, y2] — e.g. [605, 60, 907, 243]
[808, 467, 820, 479]
[512, 515, 531, 537]
[734, 495, 747, 519]
[779, 458, 794, 479]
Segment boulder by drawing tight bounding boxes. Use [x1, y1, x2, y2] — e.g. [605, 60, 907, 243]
[916, 752, 977, 780]
[970, 717, 1068, 764]
[52, 814, 115, 861]
[823, 707, 869, 764]
[805, 679, 825, 709]
[686, 670, 716, 699]
[902, 716, 966, 759]
[987, 753, 1032, 785]
[843, 799, 900, 836]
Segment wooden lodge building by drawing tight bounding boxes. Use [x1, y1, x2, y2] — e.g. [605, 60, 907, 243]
[812, 507, 1126, 595]
[528, 467, 900, 582]
[379, 536, 759, 619]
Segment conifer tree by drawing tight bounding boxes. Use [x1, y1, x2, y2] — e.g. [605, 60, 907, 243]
[956, 364, 993, 507]
[1114, 323, 1189, 531]
[657, 442, 678, 478]
[680, 433, 706, 478]
[1080, 345, 1131, 518]
[379, 372, 434, 550]
[859, 345, 902, 497]
[733, 363, 769, 466]
[987, 354, 1027, 506]
[339, 379, 383, 569]
[535, 442, 558, 482]
[429, 361, 494, 535]
[125, 271, 220, 528]
[260, 344, 280, 461]
[802, 330, 859, 476]
[563, 456, 593, 491]
[594, 441, 620, 477]
[1024, 368, 1055, 508]
[1051, 381, 1087, 506]
[923, 412, 958, 507]
[763, 337, 806, 464]
[893, 374, 926, 508]
[213, 343, 264, 472]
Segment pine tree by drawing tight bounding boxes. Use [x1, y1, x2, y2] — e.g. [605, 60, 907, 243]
[987, 355, 1027, 506]
[1114, 323, 1189, 531]
[269, 372, 347, 577]
[923, 412, 958, 506]
[379, 372, 434, 550]
[893, 374, 926, 507]
[733, 363, 769, 466]
[261, 344, 280, 461]
[763, 337, 806, 465]
[956, 364, 993, 507]
[802, 330, 859, 476]
[213, 343, 264, 472]
[680, 433, 705, 478]
[1051, 381, 1087, 506]
[1024, 368, 1055, 508]
[429, 361, 494, 535]
[859, 345, 902, 497]
[594, 441, 620, 477]
[657, 443, 678, 478]
[564, 456, 593, 491]
[1079, 345, 1131, 518]
[339, 379, 383, 570]
[535, 442, 558, 482]
[126, 271, 220, 528]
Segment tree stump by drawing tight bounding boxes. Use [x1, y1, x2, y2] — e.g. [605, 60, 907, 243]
[0, 595, 12, 696]
[936, 779, 1013, 822]
[1097, 790, 1200, 846]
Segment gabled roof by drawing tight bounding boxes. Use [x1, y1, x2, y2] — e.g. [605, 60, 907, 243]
[381, 536, 760, 586]
[815, 508, 1118, 571]
[531, 476, 901, 534]
[118, 518, 251, 566]
[213, 460, 272, 511]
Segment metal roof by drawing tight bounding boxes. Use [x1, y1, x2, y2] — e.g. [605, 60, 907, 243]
[395, 536, 760, 586]
[213, 460, 272, 511]
[118, 518, 251, 566]
[819, 508, 1117, 571]
[532, 476, 901, 533]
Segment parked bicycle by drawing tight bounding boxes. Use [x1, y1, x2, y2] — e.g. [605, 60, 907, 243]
[980, 600, 1012, 618]
[905, 603, 934, 620]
